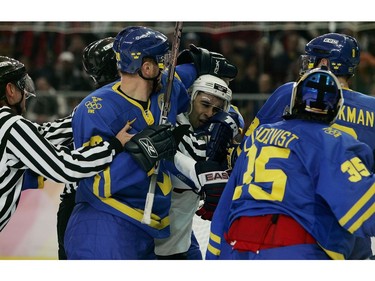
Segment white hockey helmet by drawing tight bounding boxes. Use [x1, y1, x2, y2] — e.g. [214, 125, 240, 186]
[188, 74, 232, 112]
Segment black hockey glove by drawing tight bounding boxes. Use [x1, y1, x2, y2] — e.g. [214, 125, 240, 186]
[177, 44, 238, 79]
[196, 111, 240, 163]
[124, 123, 189, 173]
[194, 161, 228, 221]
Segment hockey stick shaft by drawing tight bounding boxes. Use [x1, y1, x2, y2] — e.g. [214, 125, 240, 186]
[142, 22, 183, 225]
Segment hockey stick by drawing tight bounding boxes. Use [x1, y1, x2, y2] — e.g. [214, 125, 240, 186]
[142, 21, 183, 225]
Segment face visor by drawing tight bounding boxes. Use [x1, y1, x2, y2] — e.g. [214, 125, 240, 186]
[15, 74, 36, 99]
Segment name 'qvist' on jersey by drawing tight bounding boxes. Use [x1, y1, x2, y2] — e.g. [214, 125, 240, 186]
[254, 126, 299, 148]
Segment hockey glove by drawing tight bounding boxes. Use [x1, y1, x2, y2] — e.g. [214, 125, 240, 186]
[196, 111, 240, 163]
[177, 44, 238, 80]
[194, 161, 228, 221]
[124, 124, 189, 173]
[227, 143, 240, 170]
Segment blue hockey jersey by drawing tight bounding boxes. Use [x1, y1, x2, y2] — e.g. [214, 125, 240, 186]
[245, 82, 375, 153]
[241, 82, 375, 259]
[72, 69, 192, 239]
[207, 119, 375, 259]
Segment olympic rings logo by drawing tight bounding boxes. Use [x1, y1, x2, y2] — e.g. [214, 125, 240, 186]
[85, 97, 103, 113]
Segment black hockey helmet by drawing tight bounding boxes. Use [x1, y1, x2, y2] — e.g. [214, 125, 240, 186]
[0, 56, 35, 99]
[82, 37, 119, 88]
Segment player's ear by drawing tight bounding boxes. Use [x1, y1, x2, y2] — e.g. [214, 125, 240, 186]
[140, 58, 157, 76]
[4, 82, 17, 102]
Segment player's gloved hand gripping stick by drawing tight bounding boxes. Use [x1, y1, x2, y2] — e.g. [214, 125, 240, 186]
[141, 22, 184, 225]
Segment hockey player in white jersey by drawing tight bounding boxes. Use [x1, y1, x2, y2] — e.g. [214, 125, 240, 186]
[156, 73, 244, 259]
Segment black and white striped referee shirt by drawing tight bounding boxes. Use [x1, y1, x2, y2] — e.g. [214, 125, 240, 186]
[0, 106, 122, 231]
[32, 114, 77, 199]
[170, 113, 208, 191]
[177, 113, 207, 163]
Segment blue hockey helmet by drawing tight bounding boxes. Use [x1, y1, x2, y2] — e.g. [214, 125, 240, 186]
[288, 67, 343, 124]
[113, 26, 170, 74]
[82, 37, 119, 88]
[301, 33, 360, 77]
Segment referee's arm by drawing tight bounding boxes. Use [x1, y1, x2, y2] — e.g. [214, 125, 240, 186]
[33, 114, 74, 147]
[7, 118, 123, 184]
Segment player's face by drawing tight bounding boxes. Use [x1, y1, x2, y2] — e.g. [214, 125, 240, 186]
[300, 55, 331, 75]
[316, 58, 330, 69]
[189, 92, 225, 129]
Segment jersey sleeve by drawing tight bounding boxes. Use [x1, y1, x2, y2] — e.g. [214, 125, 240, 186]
[245, 82, 294, 137]
[240, 82, 294, 154]
[8, 118, 121, 184]
[205, 163, 240, 259]
[175, 63, 197, 89]
[315, 136, 375, 238]
[33, 114, 74, 147]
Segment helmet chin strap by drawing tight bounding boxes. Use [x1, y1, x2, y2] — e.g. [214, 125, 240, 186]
[137, 69, 162, 93]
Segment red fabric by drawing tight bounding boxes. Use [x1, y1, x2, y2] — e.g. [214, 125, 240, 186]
[225, 214, 316, 253]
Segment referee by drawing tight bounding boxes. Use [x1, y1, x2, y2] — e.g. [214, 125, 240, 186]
[0, 55, 131, 232]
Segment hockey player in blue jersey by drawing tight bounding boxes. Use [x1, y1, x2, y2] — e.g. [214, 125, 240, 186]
[245, 33, 375, 152]
[207, 67, 375, 260]
[63, 26, 189, 260]
[63, 26, 238, 259]
[56, 37, 121, 260]
[239, 32, 375, 259]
